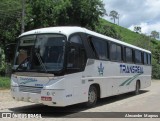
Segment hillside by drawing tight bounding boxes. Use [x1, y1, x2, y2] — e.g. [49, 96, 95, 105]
[96, 19, 160, 49]
[95, 19, 160, 79]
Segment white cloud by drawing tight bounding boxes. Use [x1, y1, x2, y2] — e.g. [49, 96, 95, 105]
[103, 0, 160, 35]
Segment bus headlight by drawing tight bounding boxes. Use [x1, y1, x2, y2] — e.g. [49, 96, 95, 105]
[52, 92, 55, 96]
[46, 92, 55, 96]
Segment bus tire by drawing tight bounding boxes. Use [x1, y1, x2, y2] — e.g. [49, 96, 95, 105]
[85, 85, 98, 107]
[135, 80, 140, 95]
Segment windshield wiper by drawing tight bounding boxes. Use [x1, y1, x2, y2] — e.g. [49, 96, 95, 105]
[35, 48, 47, 73]
[16, 56, 30, 71]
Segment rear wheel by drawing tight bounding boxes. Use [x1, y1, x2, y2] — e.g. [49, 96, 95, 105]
[135, 81, 140, 95]
[85, 85, 98, 107]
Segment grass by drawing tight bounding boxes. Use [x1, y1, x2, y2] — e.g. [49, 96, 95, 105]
[100, 19, 148, 43]
[99, 19, 160, 51]
[0, 77, 10, 89]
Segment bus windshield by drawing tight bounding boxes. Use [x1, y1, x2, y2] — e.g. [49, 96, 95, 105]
[13, 34, 66, 73]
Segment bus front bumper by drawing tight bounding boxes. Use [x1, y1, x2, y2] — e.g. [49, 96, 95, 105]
[11, 86, 66, 107]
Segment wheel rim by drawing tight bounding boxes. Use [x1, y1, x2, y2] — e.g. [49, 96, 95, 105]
[88, 89, 96, 103]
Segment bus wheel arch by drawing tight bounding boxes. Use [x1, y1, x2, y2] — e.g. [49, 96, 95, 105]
[135, 80, 141, 95]
[85, 84, 100, 107]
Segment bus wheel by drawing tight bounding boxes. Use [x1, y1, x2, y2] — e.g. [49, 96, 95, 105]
[85, 85, 97, 107]
[135, 81, 140, 95]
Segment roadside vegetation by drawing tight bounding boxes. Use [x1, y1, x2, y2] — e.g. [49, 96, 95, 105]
[0, 77, 10, 89]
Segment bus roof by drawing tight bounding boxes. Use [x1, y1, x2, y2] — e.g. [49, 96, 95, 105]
[20, 26, 151, 54]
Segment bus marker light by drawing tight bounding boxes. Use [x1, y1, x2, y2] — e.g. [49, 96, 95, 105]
[41, 96, 52, 101]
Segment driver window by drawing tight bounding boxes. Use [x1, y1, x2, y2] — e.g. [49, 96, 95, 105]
[67, 34, 86, 73]
[70, 35, 82, 44]
[67, 48, 79, 68]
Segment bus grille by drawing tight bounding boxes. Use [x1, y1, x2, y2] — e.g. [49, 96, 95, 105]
[19, 86, 42, 94]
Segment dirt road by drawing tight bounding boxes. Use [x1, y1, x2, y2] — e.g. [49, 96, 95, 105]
[0, 80, 160, 121]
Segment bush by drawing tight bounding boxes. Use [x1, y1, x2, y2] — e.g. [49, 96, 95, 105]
[152, 58, 160, 79]
[0, 49, 6, 76]
[0, 77, 10, 89]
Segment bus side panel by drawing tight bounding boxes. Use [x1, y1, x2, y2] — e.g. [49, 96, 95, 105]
[139, 66, 152, 89]
[83, 59, 152, 99]
[61, 59, 151, 106]
[63, 72, 89, 106]
[105, 61, 151, 95]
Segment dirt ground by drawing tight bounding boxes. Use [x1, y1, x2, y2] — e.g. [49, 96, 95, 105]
[0, 80, 160, 121]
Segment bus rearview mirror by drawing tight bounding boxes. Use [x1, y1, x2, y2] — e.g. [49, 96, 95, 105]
[5, 43, 16, 63]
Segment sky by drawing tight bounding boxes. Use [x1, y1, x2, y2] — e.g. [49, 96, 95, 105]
[103, 0, 160, 36]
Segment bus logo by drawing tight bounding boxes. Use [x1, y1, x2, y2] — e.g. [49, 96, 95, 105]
[120, 64, 144, 74]
[19, 77, 37, 85]
[98, 62, 104, 76]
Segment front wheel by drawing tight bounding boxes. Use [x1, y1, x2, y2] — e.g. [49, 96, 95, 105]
[85, 86, 98, 107]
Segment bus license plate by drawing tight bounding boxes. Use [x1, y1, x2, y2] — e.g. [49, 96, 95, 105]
[41, 96, 52, 101]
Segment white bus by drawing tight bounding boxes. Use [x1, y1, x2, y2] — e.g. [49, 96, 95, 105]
[10, 26, 151, 107]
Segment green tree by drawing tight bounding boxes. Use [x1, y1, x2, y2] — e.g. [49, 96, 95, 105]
[0, 0, 21, 48]
[134, 34, 151, 50]
[95, 19, 122, 40]
[26, 0, 106, 30]
[67, 0, 107, 29]
[151, 30, 159, 39]
[109, 10, 118, 24]
[0, 48, 6, 76]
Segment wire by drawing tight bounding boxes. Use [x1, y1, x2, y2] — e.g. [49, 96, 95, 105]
[0, 12, 21, 17]
[0, 9, 21, 12]
[0, 13, 21, 18]
[0, 11, 21, 16]
[0, 1, 21, 6]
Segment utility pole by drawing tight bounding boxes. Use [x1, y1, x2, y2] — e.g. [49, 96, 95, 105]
[21, 0, 25, 33]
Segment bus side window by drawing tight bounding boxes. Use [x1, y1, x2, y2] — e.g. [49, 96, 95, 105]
[125, 47, 133, 63]
[135, 50, 142, 64]
[67, 34, 87, 73]
[117, 45, 122, 62]
[144, 52, 147, 65]
[91, 38, 108, 60]
[110, 43, 117, 61]
[110, 43, 122, 62]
